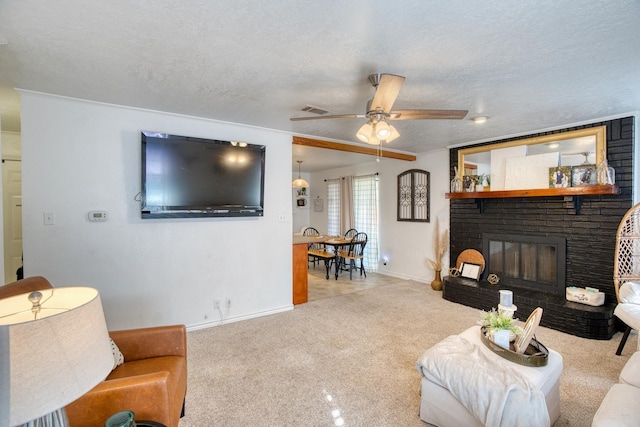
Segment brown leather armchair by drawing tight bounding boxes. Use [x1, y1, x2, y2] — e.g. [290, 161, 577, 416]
[66, 324, 188, 427]
[0, 276, 188, 427]
[0, 275, 53, 298]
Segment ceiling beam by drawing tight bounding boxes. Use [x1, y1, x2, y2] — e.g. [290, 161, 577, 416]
[292, 136, 416, 161]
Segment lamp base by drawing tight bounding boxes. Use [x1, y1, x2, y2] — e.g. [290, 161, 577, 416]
[18, 408, 69, 427]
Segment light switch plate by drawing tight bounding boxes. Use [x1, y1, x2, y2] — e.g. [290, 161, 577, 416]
[43, 211, 55, 225]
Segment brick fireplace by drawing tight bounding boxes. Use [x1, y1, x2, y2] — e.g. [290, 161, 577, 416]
[444, 117, 634, 339]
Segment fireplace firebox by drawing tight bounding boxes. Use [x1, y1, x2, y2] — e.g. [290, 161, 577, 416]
[482, 233, 566, 295]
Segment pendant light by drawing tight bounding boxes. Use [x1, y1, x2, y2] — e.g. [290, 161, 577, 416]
[292, 160, 309, 188]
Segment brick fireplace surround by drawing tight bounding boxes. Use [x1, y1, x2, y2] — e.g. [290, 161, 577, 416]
[444, 117, 634, 339]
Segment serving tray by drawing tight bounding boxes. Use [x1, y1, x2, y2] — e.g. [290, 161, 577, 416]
[480, 326, 549, 367]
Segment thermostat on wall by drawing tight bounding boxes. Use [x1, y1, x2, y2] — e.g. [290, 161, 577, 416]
[88, 211, 107, 222]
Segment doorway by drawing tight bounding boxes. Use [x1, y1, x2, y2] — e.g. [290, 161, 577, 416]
[3, 157, 22, 284]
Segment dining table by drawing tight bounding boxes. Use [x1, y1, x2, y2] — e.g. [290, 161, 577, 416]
[318, 236, 358, 280]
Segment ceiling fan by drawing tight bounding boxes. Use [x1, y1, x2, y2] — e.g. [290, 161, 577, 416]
[290, 73, 468, 145]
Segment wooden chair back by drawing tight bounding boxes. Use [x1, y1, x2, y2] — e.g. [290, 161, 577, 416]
[344, 228, 357, 240]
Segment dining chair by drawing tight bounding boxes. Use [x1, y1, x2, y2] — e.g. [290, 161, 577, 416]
[339, 232, 368, 280]
[304, 227, 336, 279]
[344, 228, 357, 239]
[303, 227, 322, 268]
[338, 229, 358, 272]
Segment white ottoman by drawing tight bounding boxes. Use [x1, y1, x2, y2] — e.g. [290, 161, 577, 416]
[418, 325, 563, 427]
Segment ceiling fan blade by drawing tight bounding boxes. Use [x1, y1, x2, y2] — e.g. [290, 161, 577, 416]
[369, 74, 405, 112]
[290, 114, 364, 121]
[389, 109, 468, 120]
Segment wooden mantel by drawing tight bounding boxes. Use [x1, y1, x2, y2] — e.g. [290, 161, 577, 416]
[292, 136, 416, 161]
[446, 184, 620, 214]
[445, 185, 619, 199]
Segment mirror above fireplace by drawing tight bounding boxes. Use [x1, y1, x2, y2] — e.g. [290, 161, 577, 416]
[456, 125, 607, 190]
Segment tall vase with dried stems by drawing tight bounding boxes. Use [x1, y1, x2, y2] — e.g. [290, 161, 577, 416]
[426, 218, 449, 291]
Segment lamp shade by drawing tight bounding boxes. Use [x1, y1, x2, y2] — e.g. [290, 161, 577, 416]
[375, 120, 390, 139]
[366, 136, 381, 146]
[292, 177, 309, 188]
[385, 125, 400, 143]
[0, 287, 113, 426]
[356, 122, 374, 143]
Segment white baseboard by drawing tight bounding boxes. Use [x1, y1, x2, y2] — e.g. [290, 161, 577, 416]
[377, 269, 429, 284]
[186, 304, 294, 332]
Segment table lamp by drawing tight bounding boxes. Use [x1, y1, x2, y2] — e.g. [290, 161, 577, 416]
[0, 287, 114, 427]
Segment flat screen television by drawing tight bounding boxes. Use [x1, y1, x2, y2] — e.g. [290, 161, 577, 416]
[140, 131, 265, 219]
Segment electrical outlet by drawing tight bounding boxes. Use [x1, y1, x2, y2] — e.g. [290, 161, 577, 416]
[225, 298, 231, 308]
[278, 213, 286, 222]
[214, 300, 220, 310]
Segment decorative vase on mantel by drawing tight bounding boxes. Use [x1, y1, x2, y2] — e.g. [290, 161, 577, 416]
[431, 270, 443, 291]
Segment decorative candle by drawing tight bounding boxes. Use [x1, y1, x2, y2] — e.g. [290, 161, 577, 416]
[499, 290, 513, 307]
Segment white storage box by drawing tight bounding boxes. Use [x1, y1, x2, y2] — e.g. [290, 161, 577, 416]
[566, 286, 605, 306]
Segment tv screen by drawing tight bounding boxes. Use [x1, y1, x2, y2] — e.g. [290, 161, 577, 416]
[141, 131, 265, 219]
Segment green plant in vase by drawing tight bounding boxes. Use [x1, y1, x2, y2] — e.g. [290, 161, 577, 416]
[474, 173, 487, 191]
[478, 308, 523, 336]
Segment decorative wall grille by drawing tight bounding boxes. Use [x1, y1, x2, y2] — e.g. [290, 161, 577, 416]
[397, 169, 430, 222]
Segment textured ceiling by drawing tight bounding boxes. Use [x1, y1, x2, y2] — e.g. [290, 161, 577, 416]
[0, 1, 638, 172]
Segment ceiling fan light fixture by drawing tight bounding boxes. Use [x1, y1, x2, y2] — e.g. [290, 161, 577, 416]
[357, 122, 374, 143]
[375, 120, 390, 139]
[366, 135, 381, 146]
[472, 116, 488, 124]
[292, 160, 309, 188]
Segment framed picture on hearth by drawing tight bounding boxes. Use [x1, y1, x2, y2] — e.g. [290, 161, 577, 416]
[460, 262, 482, 280]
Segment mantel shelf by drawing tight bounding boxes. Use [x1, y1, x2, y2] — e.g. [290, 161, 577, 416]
[446, 185, 619, 199]
[446, 185, 619, 214]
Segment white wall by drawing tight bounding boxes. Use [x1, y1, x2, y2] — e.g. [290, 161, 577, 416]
[291, 171, 310, 233]
[308, 149, 450, 283]
[19, 92, 293, 331]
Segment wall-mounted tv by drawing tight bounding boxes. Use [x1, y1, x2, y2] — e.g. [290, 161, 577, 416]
[141, 131, 265, 219]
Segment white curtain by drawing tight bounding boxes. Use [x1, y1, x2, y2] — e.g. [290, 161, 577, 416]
[340, 176, 354, 235]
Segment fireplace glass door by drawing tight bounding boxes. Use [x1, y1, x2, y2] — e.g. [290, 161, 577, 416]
[484, 234, 566, 294]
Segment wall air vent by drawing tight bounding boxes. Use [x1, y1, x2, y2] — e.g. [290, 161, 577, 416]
[301, 104, 330, 115]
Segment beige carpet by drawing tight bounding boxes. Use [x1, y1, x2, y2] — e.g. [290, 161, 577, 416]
[179, 279, 636, 427]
